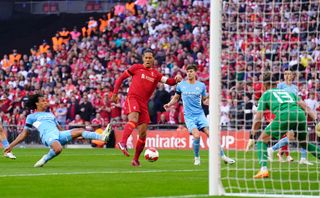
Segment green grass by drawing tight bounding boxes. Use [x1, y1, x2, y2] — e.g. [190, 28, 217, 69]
[0, 149, 319, 198]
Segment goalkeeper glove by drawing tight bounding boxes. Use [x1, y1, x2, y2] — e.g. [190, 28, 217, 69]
[245, 133, 255, 152]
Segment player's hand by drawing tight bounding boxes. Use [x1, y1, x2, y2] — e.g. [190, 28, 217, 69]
[245, 139, 255, 152]
[203, 98, 209, 105]
[111, 93, 119, 103]
[4, 146, 12, 153]
[175, 74, 182, 83]
[163, 103, 170, 111]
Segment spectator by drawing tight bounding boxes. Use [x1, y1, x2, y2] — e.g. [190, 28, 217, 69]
[55, 102, 67, 127]
[79, 94, 95, 122]
[69, 114, 84, 128]
[220, 99, 230, 130]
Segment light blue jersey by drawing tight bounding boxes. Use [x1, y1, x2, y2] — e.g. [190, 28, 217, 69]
[176, 80, 208, 132]
[277, 82, 298, 95]
[25, 112, 72, 146]
[176, 80, 207, 116]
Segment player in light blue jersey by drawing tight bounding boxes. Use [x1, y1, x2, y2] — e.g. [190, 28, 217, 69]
[5, 94, 112, 167]
[164, 65, 235, 165]
[1, 125, 16, 159]
[268, 70, 313, 165]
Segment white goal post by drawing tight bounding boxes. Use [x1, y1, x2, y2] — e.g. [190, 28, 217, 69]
[209, 0, 223, 196]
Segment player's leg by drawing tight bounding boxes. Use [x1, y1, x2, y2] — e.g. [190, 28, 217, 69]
[297, 120, 313, 165]
[69, 127, 111, 142]
[192, 128, 201, 165]
[296, 118, 320, 161]
[271, 136, 289, 151]
[269, 132, 293, 162]
[202, 127, 235, 164]
[184, 116, 201, 165]
[254, 119, 285, 178]
[254, 132, 271, 178]
[132, 106, 151, 166]
[118, 97, 140, 156]
[132, 123, 148, 167]
[35, 133, 63, 168]
[0, 125, 16, 159]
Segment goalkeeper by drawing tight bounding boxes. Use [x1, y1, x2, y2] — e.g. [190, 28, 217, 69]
[247, 72, 320, 179]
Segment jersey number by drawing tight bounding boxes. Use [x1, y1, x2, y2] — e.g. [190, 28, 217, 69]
[272, 92, 294, 103]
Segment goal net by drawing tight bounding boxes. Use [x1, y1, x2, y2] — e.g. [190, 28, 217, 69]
[210, 0, 320, 197]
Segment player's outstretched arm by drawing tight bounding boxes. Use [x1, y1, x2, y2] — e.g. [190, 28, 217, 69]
[4, 129, 29, 153]
[164, 94, 180, 111]
[161, 74, 182, 86]
[297, 100, 317, 121]
[246, 111, 263, 152]
[112, 71, 130, 102]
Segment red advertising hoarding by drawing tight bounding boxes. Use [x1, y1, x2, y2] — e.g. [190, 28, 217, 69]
[114, 130, 249, 150]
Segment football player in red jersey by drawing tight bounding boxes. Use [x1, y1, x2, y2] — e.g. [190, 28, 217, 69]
[111, 49, 182, 166]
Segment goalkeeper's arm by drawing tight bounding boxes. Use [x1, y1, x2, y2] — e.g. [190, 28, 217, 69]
[246, 111, 263, 152]
[297, 100, 317, 121]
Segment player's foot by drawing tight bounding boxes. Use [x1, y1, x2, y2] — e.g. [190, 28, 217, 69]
[299, 158, 313, 165]
[101, 123, 112, 142]
[34, 155, 47, 167]
[194, 157, 200, 166]
[131, 159, 141, 167]
[222, 155, 235, 164]
[267, 147, 273, 161]
[277, 153, 285, 162]
[286, 155, 294, 162]
[253, 170, 269, 179]
[117, 142, 130, 157]
[4, 152, 16, 159]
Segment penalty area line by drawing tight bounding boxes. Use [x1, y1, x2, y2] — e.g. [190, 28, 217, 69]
[0, 169, 205, 178]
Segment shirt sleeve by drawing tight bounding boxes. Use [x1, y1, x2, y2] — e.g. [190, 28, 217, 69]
[24, 114, 34, 130]
[127, 64, 141, 76]
[201, 83, 207, 97]
[156, 70, 163, 83]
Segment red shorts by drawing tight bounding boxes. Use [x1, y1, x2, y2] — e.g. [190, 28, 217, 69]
[124, 96, 150, 124]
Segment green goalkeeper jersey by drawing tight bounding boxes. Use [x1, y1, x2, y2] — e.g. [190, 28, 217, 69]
[257, 88, 303, 117]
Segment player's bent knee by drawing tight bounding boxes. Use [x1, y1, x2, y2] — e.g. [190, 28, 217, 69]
[51, 141, 63, 154]
[53, 146, 63, 155]
[286, 131, 295, 140]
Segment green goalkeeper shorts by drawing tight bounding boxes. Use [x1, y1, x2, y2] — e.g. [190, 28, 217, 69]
[264, 111, 307, 140]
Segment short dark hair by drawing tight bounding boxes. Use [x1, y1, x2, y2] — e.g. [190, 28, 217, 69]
[143, 49, 154, 56]
[262, 72, 277, 86]
[186, 64, 198, 71]
[26, 94, 43, 110]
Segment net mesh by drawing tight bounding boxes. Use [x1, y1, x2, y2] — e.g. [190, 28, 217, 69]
[221, 0, 320, 196]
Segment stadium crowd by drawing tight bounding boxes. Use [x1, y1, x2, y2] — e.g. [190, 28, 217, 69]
[0, 0, 319, 134]
[221, 0, 320, 130]
[0, 0, 209, 131]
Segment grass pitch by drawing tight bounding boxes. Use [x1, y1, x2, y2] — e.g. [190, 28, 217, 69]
[0, 148, 319, 198]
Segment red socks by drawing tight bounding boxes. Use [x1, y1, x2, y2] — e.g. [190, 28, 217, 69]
[134, 137, 146, 161]
[121, 121, 137, 144]
[280, 145, 289, 157]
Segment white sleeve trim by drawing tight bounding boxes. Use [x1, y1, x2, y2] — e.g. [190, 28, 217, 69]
[160, 76, 168, 83]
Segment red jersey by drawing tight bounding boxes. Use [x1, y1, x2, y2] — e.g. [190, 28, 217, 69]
[127, 64, 163, 102]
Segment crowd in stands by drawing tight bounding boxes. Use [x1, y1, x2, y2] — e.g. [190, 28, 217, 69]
[0, 0, 209, 131]
[0, 0, 319, 135]
[220, 0, 320, 131]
